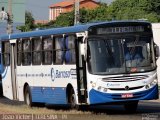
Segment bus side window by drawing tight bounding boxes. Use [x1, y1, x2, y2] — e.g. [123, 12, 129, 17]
[54, 37, 64, 64]
[65, 35, 76, 64]
[22, 39, 31, 65]
[2, 41, 10, 66]
[17, 40, 22, 66]
[42, 37, 53, 65]
[32, 38, 42, 65]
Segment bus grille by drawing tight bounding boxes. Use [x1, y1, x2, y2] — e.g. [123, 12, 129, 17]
[102, 75, 149, 82]
[109, 86, 144, 91]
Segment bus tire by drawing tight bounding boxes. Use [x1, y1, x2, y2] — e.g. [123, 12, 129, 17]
[68, 88, 76, 109]
[124, 101, 138, 113]
[24, 86, 33, 107]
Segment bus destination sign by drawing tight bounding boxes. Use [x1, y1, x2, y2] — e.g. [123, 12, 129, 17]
[97, 26, 145, 34]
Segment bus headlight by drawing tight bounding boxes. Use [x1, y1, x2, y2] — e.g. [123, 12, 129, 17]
[145, 79, 158, 89]
[150, 79, 158, 87]
[97, 87, 108, 92]
[92, 83, 96, 88]
[145, 85, 150, 89]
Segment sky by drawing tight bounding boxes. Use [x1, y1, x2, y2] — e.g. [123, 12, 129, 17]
[0, 0, 25, 23]
[26, 0, 114, 20]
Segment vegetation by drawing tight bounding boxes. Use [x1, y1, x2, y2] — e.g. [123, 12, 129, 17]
[17, 0, 160, 32]
[108, 0, 160, 22]
[17, 11, 35, 32]
[51, 0, 160, 27]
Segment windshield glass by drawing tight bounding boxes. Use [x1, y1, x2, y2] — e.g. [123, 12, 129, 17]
[88, 36, 155, 75]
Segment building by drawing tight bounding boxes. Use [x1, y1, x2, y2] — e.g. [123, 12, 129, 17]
[49, 0, 100, 21]
[34, 20, 49, 25]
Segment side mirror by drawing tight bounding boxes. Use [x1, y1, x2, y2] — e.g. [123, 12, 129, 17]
[154, 44, 159, 60]
[80, 43, 87, 60]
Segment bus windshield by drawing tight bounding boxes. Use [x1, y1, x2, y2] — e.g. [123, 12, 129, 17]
[88, 36, 155, 75]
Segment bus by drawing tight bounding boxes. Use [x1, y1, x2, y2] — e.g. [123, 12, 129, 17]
[1, 21, 159, 112]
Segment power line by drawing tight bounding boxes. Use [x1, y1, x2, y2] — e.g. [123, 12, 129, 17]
[0, 1, 25, 4]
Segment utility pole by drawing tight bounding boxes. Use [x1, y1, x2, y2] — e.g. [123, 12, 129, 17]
[74, 0, 80, 25]
[7, 0, 13, 34]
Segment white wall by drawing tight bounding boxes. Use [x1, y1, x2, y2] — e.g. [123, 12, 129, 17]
[152, 23, 160, 85]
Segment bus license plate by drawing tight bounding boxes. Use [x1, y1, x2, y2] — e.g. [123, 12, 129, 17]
[121, 93, 133, 98]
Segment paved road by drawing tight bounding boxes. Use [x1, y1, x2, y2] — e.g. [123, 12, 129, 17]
[0, 97, 159, 120]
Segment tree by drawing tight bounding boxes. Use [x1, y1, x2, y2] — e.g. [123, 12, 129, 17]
[108, 0, 160, 22]
[18, 1, 160, 30]
[50, 3, 109, 27]
[80, 3, 108, 23]
[54, 11, 74, 27]
[17, 11, 35, 32]
[25, 11, 35, 28]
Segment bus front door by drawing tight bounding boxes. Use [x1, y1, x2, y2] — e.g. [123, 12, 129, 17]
[75, 37, 88, 104]
[10, 39, 18, 100]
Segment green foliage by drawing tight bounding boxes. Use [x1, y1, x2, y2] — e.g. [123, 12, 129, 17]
[18, 0, 160, 31]
[110, 0, 160, 22]
[80, 3, 108, 22]
[48, 3, 109, 27]
[17, 11, 35, 32]
[50, 0, 160, 27]
[25, 11, 34, 26]
[54, 11, 74, 27]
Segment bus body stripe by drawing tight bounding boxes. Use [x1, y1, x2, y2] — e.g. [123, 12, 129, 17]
[2, 67, 8, 79]
[31, 87, 67, 104]
[89, 85, 159, 104]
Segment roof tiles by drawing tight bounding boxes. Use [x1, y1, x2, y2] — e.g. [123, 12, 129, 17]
[49, 0, 97, 8]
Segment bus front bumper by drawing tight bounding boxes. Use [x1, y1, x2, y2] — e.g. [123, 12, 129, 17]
[89, 85, 159, 105]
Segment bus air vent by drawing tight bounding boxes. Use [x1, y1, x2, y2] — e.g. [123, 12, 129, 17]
[102, 75, 148, 82]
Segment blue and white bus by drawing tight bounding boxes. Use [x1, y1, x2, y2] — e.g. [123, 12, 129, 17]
[1, 21, 159, 112]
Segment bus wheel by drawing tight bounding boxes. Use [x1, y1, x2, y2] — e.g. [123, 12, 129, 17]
[24, 86, 33, 107]
[124, 101, 138, 113]
[68, 88, 76, 109]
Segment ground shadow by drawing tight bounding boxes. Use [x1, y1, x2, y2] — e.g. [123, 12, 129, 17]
[0, 97, 160, 115]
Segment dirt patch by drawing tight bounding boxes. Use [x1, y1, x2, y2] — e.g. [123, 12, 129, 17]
[0, 97, 159, 120]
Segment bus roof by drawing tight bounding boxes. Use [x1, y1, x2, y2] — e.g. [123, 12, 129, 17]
[0, 34, 9, 40]
[0, 20, 150, 40]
